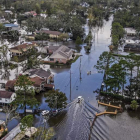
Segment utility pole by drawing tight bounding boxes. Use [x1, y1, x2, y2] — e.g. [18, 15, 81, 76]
[80, 57, 82, 82]
[70, 70, 71, 101]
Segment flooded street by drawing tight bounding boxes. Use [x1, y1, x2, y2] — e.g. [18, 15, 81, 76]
[1, 15, 140, 140]
[45, 15, 140, 140]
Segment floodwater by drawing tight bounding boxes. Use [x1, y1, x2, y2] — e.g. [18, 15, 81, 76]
[1, 15, 140, 140]
[41, 15, 140, 140]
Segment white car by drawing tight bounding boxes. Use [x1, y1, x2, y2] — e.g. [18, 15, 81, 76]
[77, 96, 82, 103]
[41, 110, 49, 116]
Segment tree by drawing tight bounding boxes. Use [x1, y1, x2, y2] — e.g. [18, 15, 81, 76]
[35, 3, 41, 14]
[58, 33, 69, 41]
[111, 22, 124, 47]
[2, 105, 20, 127]
[14, 75, 38, 115]
[45, 89, 67, 109]
[75, 36, 82, 46]
[0, 23, 4, 31]
[20, 115, 33, 131]
[105, 63, 126, 93]
[130, 100, 138, 110]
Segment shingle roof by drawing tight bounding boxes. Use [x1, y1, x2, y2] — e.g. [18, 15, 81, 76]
[47, 45, 60, 53]
[5, 79, 16, 88]
[0, 91, 14, 99]
[50, 45, 72, 59]
[10, 42, 36, 51]
[6, 76, 45, 88]
[29, 68, 51, 78]
[30, 77, 45, 87]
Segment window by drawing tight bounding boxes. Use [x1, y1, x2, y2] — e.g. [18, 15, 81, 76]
[5, 99, 7, 102]
[50, 58, 54, 61]
[0, 98, 2, 100]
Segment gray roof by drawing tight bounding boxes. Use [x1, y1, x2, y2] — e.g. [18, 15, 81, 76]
[48, 45, 60, 52]
[50, 45, 72, 59]
[29, 68, 51, 78]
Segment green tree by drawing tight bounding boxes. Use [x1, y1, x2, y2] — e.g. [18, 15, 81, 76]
[111, 22, 124, 47]
[14, 75, 38, 115]
[45, 89, 67, 109]
[75, 36, 82, 46]
[105, 63, 126, 93]
[20, 115, 33, 131]
[35, 3, 41, 14]
[0, 23, 4, 30]
[130, 100, 138, 110]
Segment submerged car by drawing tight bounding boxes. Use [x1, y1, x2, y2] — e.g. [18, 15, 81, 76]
[41, 110, 49, 116]
[77, 96, 82, 103]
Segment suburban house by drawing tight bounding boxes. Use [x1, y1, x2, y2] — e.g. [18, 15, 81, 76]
[49, 45, 73, 64]
[47, 45, 60, 54]
[124, 28, 137, 36]
[5, 72, 54, 92]
[24, 11, 37, 17]
[36, 29, 62, 38]
[5, 79, 17, 91]
[0, 91, 16, 104]
[28, 68, 54, 84]
[4, 24, 19, 31]
[124, 44, 140, 52]
[5, 10, 13, 15]
[14, 77, 46, 93]
[9, 42, 36, 57]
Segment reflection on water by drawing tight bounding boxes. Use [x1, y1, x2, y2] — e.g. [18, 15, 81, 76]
[0, 15, 140, 140]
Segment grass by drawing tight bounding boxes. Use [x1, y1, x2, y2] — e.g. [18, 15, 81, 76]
[69, 55, 80, 64]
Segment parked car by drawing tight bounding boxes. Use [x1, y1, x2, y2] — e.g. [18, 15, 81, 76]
[41, 110, 49, 116]
[50, 109, 58, 116]
[77, 96, 82, 103]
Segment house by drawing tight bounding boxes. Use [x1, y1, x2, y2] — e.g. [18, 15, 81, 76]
[49, 45, 73, 64]
[5, 79, 17, 91]
[124, 44, 140, 52]
[28, 68, 54, 84]
[4, 24, 19, 31]
[47, 45, 60, 54]
[124, 28, 137, 36]
[0, 18, 9, 24]
[24, 11, 37, 17]
[14, 77, 46, 92]
[5, 10, 13, 15]
[37, 29, 62, 38]
[0, 91, 16, 104]
[5, 74, 53, 92]
[125, 39, 140, 44]
[9, 42, 36, 57]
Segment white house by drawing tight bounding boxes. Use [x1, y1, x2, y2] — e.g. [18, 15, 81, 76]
[0, 91, 16, 104]
[4, 24, 19, 31]
[124, 28, 137, 36]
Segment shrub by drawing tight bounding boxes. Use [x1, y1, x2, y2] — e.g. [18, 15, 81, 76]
[130, 100, 138, 110]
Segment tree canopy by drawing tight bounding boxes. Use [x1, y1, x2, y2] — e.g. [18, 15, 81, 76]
[45, 89, 67, 109]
